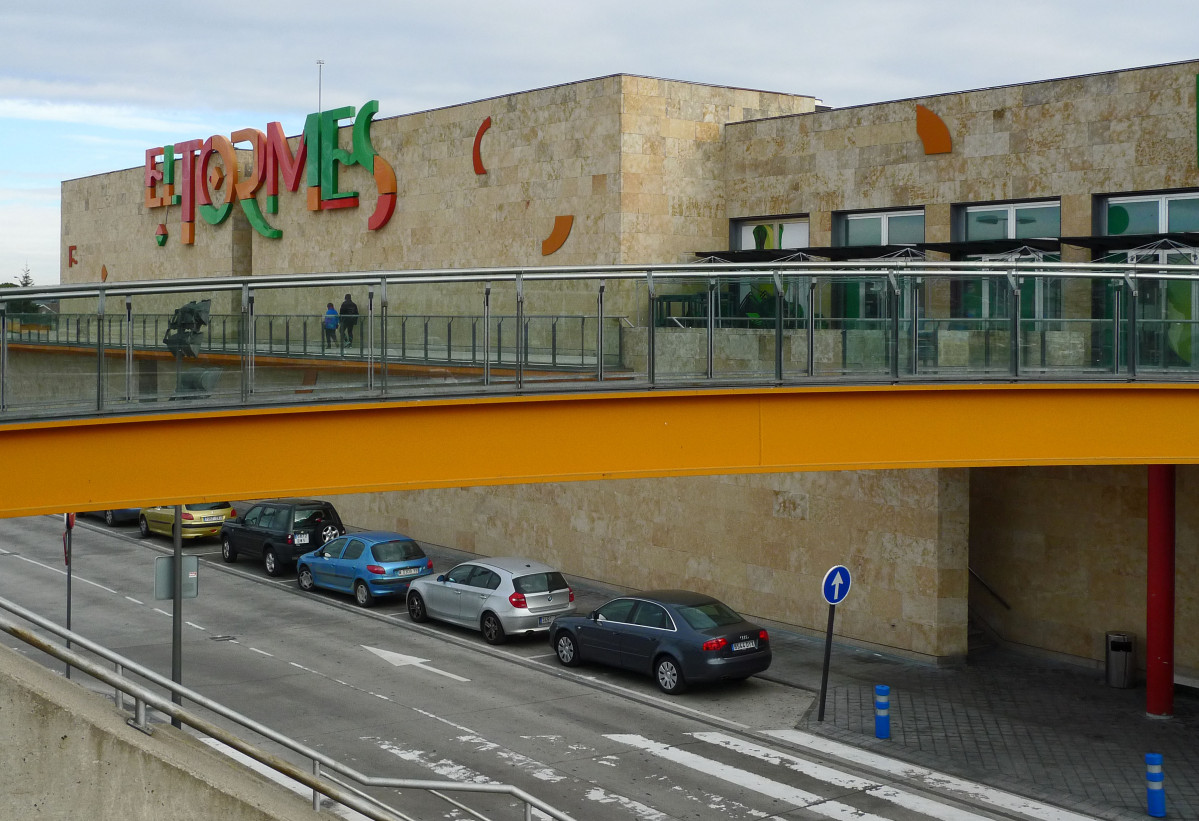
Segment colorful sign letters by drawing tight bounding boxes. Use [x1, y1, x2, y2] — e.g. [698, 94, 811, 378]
[144, 101, 396, 245]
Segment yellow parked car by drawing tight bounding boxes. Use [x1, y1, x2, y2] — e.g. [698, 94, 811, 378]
[139, 502, 236, 540]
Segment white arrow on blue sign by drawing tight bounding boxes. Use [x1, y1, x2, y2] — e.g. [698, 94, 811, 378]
[822, 565, 852, 605]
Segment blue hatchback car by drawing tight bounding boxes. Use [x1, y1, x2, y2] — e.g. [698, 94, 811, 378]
[297, 531, 434, 607]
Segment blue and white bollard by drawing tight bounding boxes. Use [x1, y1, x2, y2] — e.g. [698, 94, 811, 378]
[874, 685, 891, 739]
[1145, 753, 1165, 817]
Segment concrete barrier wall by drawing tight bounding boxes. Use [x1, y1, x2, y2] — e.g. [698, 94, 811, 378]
[0, 644, 325, 821]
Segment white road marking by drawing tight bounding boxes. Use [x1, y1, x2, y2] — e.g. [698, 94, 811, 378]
[609, 733, 896, 820]
[12, 553, 120, 593]
[694, 732, 993, 821]
[362, 644, 470, 682]
[765, 730, 1100, 821]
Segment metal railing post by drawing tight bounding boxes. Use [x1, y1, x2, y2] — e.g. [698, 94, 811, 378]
[95, 292, 105, 412]
[125, 296, 133, 402]
[516, 276, 524, 389]
[0, 302, 6, 412]
[647, 273, 656, 384]
[706, 278, 715, 379]
[597, 280, 605, 381]
[483, 283, 491, 385]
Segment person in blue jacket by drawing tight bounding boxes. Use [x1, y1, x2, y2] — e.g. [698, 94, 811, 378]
[322, 302, 339, 349]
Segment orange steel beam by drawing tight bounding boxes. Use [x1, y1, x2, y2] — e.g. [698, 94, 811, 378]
[3, 382, 1199, 518]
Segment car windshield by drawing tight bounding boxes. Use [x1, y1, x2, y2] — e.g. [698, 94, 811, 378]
[513, 571, 568, 594]
[676, 600, 744, 630]
[189, 502, 230, 511]
[293, 507, 328, 527]
[371, 540, 424, 562]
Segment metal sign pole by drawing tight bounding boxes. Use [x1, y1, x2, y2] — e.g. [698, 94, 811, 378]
[816, 564, 852, 722]
[172, 504, 183, 728]
[817, 603, 835, 721]
[64, 513, 74, 679]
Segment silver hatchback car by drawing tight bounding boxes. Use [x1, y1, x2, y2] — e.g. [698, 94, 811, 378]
[406, 557, 575, 644]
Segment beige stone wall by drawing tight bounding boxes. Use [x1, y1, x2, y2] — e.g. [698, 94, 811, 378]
[336, 467, 970, 660]
[61, 75, 817, 326]
[723, 60, 1199, 260]
[970, 465, 1199, 674]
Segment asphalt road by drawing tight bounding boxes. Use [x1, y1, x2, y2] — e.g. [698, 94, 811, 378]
[0, 513, 1099, 821]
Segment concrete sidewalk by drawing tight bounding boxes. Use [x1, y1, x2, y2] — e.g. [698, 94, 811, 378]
[761, 627, 1197, 821]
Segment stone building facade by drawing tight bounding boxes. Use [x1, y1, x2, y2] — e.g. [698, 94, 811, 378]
[57, 62, 1199, 673]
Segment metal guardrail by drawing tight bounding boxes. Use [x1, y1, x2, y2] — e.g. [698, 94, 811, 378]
[0, 595, 576, 821]
[5, 259, 1199, 421]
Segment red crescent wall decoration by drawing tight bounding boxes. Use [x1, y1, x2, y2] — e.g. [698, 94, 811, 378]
[473, 116, 492, 175]
[915, 104, 952, 155]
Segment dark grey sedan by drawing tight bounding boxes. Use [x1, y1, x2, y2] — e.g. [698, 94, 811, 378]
[548, 589, 771, 694]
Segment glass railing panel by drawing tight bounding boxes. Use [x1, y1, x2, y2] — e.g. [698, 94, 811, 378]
[710, 275, 782, 382]
[906, 318, 1012, 377]
[2, 295, 103, 416]
[245, 284, 370, 403]
[649, 276, 711, 383]
[380, 279, 493, 394]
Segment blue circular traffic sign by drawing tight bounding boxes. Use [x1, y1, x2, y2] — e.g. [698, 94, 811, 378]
[822, 565, 852, 605]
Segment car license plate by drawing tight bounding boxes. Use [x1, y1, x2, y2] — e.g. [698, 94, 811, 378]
[538, 615, 554, 625]
[396, 567, 420, 576]
[294, 533, 309, 545]
[732, 640, 757, 651]
[203, 516, 222, 522]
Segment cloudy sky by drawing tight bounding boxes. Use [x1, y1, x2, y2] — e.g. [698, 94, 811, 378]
[1, 1, 1195, 285]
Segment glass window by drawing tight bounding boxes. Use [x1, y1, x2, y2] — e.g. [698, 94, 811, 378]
[630, 602, 673, 629]
[1106, 192, 1199, 236]
[735, 217, 809, 251]
[243, 506, 263, 526]
[596, 598, 637, 623]
[470, 569, 501, 590]
[677, 599, 745, 630]
[1168, 197, 1199, 232]
[370, 539, 424, 562]
[257, 507, 281, 529]
[839, 210, 924, 246]
[446, 564, 477, 584]
[342, 539, 366, 561]
[965, 202, 1060, 241]
[189, 502, 231, 511]
[320, 537, 347, 559]
[293, 506, 330, 527]
[513, 571, 569, 594]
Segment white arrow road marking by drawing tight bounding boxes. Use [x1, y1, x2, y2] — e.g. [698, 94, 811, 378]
[693, 732, 994, 821]
[362, 644, 470, 682]
[764, 730, 1100, 821]
[608, 734, 896, 821]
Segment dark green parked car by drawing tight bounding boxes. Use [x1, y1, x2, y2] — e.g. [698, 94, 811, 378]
[220, 499, 345, 577]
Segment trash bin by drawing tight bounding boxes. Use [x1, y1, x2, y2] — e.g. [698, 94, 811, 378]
[1105, 631, 1135, 688]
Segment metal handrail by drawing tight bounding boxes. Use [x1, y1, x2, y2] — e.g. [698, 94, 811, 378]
[0, 595, 576, 821]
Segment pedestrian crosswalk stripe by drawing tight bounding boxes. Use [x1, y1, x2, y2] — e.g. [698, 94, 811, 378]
[764, 730, 1099, 821]
[609, 734, 907, 821]
[692, 733, 993, 821]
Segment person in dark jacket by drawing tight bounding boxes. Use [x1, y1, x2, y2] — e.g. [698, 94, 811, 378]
[339, 293, 359, 346]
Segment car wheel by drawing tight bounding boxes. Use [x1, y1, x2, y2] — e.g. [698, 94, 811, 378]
[354, 580, 375, 608]
[220, 534, 238, 563]
[554, 632, 580, 667]
[481, 612, 506, 645]
[298, 567, 315, 592]
[263, 548, 281, 577]
[138, 516, 150, 538]
[320, 524, 339, 543]
[407, 591, 428, 622]
[104, 510, 116, 527]
[654, 656, 686, 695]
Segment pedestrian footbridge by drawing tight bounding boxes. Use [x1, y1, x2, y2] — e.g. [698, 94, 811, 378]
[4, 260, 1199, 517]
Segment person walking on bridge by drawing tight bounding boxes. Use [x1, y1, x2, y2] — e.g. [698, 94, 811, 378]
[339, 293, 359, 348]
[322, 302, 339, 351]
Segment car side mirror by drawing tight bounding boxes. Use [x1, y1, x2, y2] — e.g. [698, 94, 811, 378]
[436, 574, 447, 582]
[590, 611, 601, 621]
